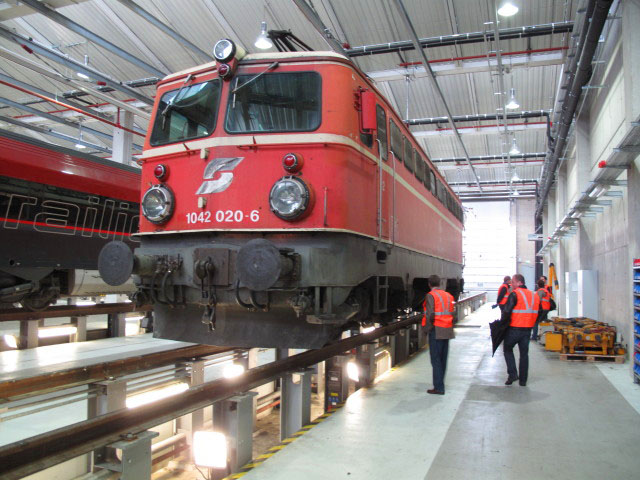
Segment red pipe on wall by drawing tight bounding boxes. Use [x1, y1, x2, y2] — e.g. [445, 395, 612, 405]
[398, 46, 568, 67]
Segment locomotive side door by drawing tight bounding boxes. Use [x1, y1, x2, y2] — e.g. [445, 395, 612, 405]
[375, 104, 391, 241]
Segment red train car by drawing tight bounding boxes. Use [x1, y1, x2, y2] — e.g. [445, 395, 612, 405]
[100, 39, 463, 348]
[0, 130, 139, 309]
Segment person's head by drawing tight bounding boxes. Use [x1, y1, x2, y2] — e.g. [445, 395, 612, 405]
[503, 276, 511, 283]
[428, 275, 441, 289]
[537, 279, 546, 288]
[540, 275, 547, 282]
[511, 274, 525, 289]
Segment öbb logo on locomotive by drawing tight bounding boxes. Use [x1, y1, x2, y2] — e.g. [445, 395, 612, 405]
[98, 37, 464, 349]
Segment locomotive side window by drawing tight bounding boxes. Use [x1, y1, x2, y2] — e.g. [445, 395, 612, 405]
[376, 105, 388, 161]
[430, 170, 436, 195]
[403, 137, 414, 173]
[414, 150, 425, 182]
[424, 164, 432, 192]
[150, 80, 221, 146]
[225, 72, 321, 133]
[390, 120, 403, 163]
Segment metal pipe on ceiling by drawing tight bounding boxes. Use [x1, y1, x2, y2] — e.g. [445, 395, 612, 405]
[0, 116, 112, 154]
[18, 0, 166, 78]
[407, 110, 551, 126]
[115, 0, 212, 61]
[0, 97, 143, 151]
[393, 0, 482, 191]
[0, 79, 143, 137]
[432, 153, 546, 163]
[0, 24, 154, 106]
[0, 46, 151, 120]
[291, 0, 349, 56]
[535, 0, 613, 220]
[346, 22, 574, 57]
[448, 180, 538, 186]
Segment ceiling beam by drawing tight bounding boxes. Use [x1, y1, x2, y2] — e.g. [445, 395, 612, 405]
[368, 49, 564, 82]
[394, 0, 482, 190]
[0, 24, 154, 106]
[431, 153, 547, 163]
[292, 0, 349, 56]
[0, 115, 111, 154]
[200, 0, 248, 52]
[18, 0, 166, 77]
[437, 160, 543, 171]
[115, 0, 212, 61]
[413, 122, 547, 137]
[346, 21, 573, 57]
[407, 110, 551, 126]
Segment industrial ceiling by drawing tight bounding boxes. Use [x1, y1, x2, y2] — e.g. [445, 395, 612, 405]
[0, 0, 584, 201]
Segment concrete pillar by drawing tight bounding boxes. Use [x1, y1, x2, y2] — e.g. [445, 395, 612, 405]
[108, 313, 127, 337]
[112, 110, 134, 165]
[18, 320, 39, 349]
[280, 370, 312, 440]
[213, 393, 255, 474]
[177, 360, 205, 448]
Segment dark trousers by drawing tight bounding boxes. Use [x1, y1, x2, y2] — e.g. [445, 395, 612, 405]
[429, 331, 449, 392]
[503, 327, 531, 383]
[531, 309, 549, 340]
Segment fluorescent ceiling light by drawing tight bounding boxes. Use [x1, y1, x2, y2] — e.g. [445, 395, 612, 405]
[76, 72, 90, 80]
[193, 431, 227, 468]
[75, 143, 86, 149]
[38, 326, 77, 338]
[223, 363, 245, 378]
[255, 21, 273, 50]
[498, 2, 519, 17]
[347, 361, 359, 382]
[361, 326, 376, 333]
[3, 334, 17, 349]
[126, 382, 189, 409]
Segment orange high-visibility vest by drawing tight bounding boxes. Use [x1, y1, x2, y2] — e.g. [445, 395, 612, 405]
[498, 283, 510, 305]
[544, 284, 554, 299]
[428, 289, 455, 328]
[510, 288, 540, 328]
[537, 288, 551, 310]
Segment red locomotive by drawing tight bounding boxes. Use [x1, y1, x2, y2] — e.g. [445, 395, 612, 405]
[99, 39, 463, 348]
[0, 130, 139, 309]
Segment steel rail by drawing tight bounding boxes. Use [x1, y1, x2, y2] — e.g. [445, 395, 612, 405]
[0, 343, 230, 402]
[393, 0, 482, 191]
[345, 22, 574, 57]
[0, 303, 151, 322]
[0, 313, 422, 479]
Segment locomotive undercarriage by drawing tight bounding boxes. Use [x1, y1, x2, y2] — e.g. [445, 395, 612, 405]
[105, 232, 461, 348]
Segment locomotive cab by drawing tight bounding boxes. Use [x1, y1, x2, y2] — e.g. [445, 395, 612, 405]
[99, 38, 463, 349]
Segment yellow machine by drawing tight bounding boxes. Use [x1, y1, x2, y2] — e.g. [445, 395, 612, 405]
[545, 317, 620, 355]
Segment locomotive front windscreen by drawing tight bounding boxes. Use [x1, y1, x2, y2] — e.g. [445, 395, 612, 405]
[150, 80, 221, 146]
[225, 72, 321, 133]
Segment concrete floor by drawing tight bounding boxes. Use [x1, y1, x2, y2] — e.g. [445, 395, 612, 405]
[241, 304, 640, 480]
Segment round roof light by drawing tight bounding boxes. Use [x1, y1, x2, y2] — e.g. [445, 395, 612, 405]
[213, 39, 236, 63]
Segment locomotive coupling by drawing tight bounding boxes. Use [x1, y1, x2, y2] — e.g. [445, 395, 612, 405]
[236, 239, 295, 291]
[98, 241, 157, 286]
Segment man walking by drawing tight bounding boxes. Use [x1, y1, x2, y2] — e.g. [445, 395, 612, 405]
[501, 274, 540, 386]
[531, 279, 551, 341]
[424, 275, 455, 395]
[496, 276, 511, 312]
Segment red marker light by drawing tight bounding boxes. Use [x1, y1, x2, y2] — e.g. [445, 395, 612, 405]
[283, 153, 303, 173]
[154, 164, 168, 180]
[218, 63, 231, 78]
[598, 160, 607, 168]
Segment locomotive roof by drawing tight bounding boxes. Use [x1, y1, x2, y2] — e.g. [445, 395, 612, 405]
[162, 50, 349, 83]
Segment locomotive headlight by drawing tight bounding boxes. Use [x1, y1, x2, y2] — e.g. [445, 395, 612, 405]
[269, 176, 313, 221]
[142, 184, 174, 224]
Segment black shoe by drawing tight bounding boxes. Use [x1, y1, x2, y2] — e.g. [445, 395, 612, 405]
[427, 389, 445, 395]
[519, 381, 527, 386]
[505, 376, 518, 385]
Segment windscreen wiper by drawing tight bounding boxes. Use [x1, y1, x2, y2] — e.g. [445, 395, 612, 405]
[161, 74, 194, 128]
[232, 62, 279, 94]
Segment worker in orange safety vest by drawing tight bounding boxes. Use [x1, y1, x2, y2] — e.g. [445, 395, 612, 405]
[531, 279, 552, 341]
[423, 275, 455, 395]
[501, 273, 541, 387]
[495, 276, 511, 312]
